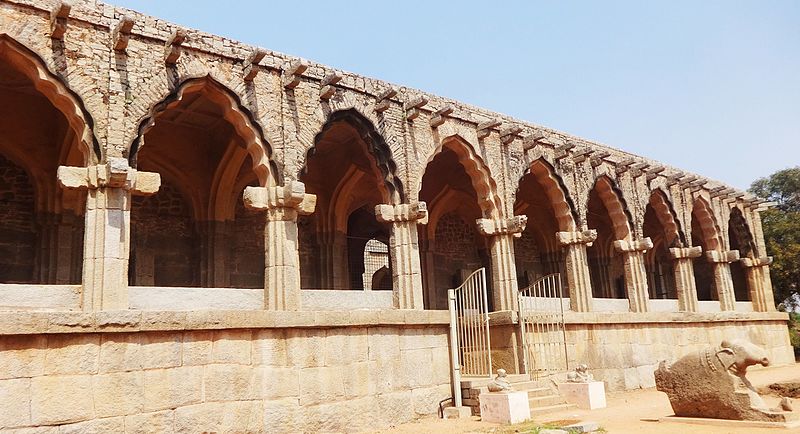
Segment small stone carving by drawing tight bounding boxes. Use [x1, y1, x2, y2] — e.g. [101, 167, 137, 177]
[487, 369, 513, 392]
[655, 339, 797, 422]
[566, 364, 594, 383]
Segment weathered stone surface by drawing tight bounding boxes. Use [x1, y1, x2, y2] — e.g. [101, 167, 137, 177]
[30, 375, 94, 425]
[0, 378, 30, 428]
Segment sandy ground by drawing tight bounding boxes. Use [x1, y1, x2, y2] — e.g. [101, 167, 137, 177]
[368, 363, 800, 434]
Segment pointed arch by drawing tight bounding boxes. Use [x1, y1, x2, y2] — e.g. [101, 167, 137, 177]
[647, 188, 686, 247]
[129, 75, 277, 187]
[301, 109, 403, 204]
[422, 134, 503, 220]
[589, 176, 633, 241]
[516, 158, 578, 232]
[729, 207, 757, 258]
[0, 34, 99, 163]
[691, 197, 723, 251]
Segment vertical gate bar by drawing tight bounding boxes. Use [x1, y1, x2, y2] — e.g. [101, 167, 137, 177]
[448, 288, 463, 407]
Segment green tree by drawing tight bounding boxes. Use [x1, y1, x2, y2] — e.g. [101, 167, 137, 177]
[749, 167, 800, 308]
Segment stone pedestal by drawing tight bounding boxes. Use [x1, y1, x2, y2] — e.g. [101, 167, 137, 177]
[557, 230, 597, 312]
[613, 238, 653, 313]
[706, 250, 740, 311]
[479, 391, 531, 424]
[375, 202, 427, 309]
[477, 216, 528, 311]
[58, 158, 160, 311]
[443, 406, 472, 419]
[243, 181, 316, 310]
[669, 246, 702, 312]
[740, 257, 776, 312]
[558, 381, 607, 410]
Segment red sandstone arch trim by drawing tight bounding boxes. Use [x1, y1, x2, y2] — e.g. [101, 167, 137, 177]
[422, 135, 503, 220]
[647, 189, 686, 247]
[300, 109, 404, 205]
[691, 197, 723, 251]
[129, 76, 278, 187]
[589, 176, 633, 241]
[728, 206, 757, 258]
[517, 158, 578, 232]
[0, 35, 99, 164]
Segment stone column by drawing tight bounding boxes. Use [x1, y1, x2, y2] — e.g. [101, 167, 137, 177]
[613, 238, 653, 313]
[668, 246, 702, 312]
[705, 250, 740, 311]
[243, 181, 316, 310]
[58, 158, 160, 311]
[556, 230, 597, 312]
[477, 216, 528, 312]
[740, 256, 776, 312]
[375, 202, 428, 309]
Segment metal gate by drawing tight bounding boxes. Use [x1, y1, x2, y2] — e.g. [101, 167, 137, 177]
[448, 268, 492, 378]
[518, 273, 568, 380]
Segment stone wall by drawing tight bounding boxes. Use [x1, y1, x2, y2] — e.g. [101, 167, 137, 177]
[0, 311, 452, 433]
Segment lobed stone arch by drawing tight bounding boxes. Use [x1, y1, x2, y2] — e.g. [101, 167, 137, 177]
[421, 134, 503, 220]
[728, 207, 757, 258]
[515, 158, 579, 232]
[0, 34, 100, 164]
[690, 197, 723, 251]
[300, 108, 403, 205]
[588, 176, 633, 241]
[647, 188, 686, 247]
[128, 75, 277, 188]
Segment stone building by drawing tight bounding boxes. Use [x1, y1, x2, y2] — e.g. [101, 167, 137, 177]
[0, 0, 791, 432]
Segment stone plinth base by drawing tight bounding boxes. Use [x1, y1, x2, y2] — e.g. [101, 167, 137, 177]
[557, 381, 606, 410]
[479, 391, 531, 424]
[659, 416, 800, 430]
[443, 406, 472, 419]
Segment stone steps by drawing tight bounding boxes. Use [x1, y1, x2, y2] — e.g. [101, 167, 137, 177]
[461, 374, 575, 417]
[530, 403, 577, 416]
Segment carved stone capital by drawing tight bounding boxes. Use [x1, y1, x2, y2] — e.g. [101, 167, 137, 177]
[669, 246, 703, 260]
[375, 202, 427, 224]
[57, 158, 160, 196]
[476, 215, 528, 237]
[613, 237, 653, 253]
[705, 250, 740, 263]
[243, 181, 317, 216]
[740, 256, 773, 268]
[556, 229, 597, 246]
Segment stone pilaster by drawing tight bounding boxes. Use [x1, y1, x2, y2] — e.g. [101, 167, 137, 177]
[740, 256, 776, 312]
[705, 250, 740, 311]
[613, 238, 653, 313]
[556, 230, 597, 312]
[375, 202, 428, 309]
[477, 216, 528, 311]
[243, 181, 317, 310]
[668, 246, 702, 312]
[58, 158, 161, 311]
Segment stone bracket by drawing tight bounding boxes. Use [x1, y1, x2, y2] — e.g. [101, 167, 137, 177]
[50, 1, 71, 40]
[557, 230, 598, 246]
[477, 119, 501, 139]
[282, 59, 309, 89]
[319, 72, 342, 100]
[164, 29, 187, 65]
[404, 95, 428, 120]
[669, 246, 703, 260]
[57, 158, 160, 195]
[375, 202, 428, 224]
[740, 256, 773, 268]
[243, 181, 316, 214]
[243, 49, 267, 81]
[374, 87, 398, 113]
[477, 216, 528, 237]
[706, 250, 740, 263]
[614, 237, 653, 253]
[112, 16, 134, 52]
[499, 125, 522, 144]
[430, 105, 453, 128]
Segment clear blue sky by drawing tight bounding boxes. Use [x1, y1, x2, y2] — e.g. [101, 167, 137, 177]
[112, 0, 799, 190]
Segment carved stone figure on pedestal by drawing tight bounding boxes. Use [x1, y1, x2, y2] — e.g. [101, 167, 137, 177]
[655, 339, 796, 422]
[566, 363, 594, 383]
[487, 369, 513, 392]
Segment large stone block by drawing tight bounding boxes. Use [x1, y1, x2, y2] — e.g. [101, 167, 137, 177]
[398, 348, 433, 388]
[30, 375, 94, 425]
[0, 335, 46, 380]
[558, 381, 607, 410]
[299, 366, 345, 405]
[259, 366, 300, 399]
[57, 416, 125, 434]
[263, 398, 303, 433]
[139, 332, 182, 369]
[411, 384, 451, 416]
[211, 330, 252, 365]
[98, 333, 142, 373]
[367, 327, 400, 361]
[286, 329, 325, 368]
[143, 367, 202, 412]
[252, 329, 288, 366]
[124, 410, 175, 434]
[0, 378, 30, 428]
[341, 361, 371, 398]
[44, 334, 100, 375]
[479, 391, 531, 424]
[181, 331, 212, 366]
[324, 328, 368, 366]
[92, 371, 144, 417]
[203, 363, 261, 401]
[174, 401, 261, 434]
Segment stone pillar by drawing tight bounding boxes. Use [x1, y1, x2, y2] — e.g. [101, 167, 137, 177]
[58, 158, 161, 311]
[613, 238, 653, 313]
[375, 202, 428, 309]
[705, 250, 740, 311]
[243, 181, 316, 310]
[556, 230, 597, 312]
[477, 216, 528, 311]
[668, 246, 702, 312]
[740, 256, 776, 312]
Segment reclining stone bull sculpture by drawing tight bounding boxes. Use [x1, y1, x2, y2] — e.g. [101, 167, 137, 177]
[655, 339, 795, 422]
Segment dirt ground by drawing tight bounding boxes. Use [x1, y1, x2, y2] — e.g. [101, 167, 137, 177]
[368, 363, 800, 434]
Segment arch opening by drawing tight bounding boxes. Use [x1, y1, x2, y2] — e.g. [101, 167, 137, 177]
[643, 191, 683, 299]
[586, 177, 631, 299]
[129, 77, 270, 288]
[729, 207, 754, 301]
[691, 198, 721, 301]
